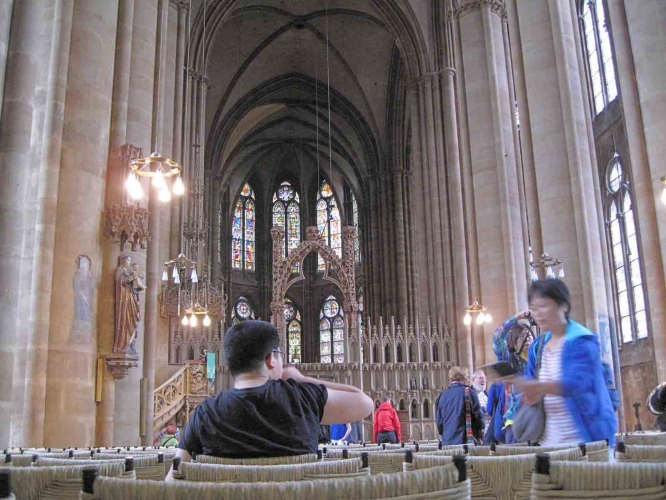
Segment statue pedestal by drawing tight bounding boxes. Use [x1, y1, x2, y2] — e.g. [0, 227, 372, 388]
[102, 353, 139, 380]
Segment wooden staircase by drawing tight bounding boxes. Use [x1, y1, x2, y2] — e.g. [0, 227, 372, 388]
[153, 361, 214, 439]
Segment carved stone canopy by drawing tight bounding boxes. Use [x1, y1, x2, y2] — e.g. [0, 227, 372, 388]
[102, 353, 139, 380]
[104, 204, 151, 251]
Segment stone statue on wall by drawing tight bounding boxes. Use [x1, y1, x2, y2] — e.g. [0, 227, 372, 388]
[114, 255, 145, 354]
[410, 378, 417, 390]
[422, 377, 429, 390]
[68, 255, 95, 345]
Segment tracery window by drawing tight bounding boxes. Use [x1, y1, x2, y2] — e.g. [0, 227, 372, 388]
[231, 296, 255, 325]
[319, 295, 344, 364]
[272, 181, 301, 272]
[580, 0, 617, 115]
[283, 298, 302, 364]
[231, 183, 256, 271]
[352, 194, 361, 263]
[605, 156, 648, 343]
[316, 180, 341, 271]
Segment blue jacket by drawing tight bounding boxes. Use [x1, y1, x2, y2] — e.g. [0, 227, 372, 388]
[436, 382, 483, 445]
[525, 320, 617, 445]
[485, 382, 510, 444]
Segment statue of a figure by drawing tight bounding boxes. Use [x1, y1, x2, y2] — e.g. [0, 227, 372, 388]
[114, 255, 145, 354]
[422, 377, 429, 390]
[68, 255, 95, 345]
[410, 378, 417, 391]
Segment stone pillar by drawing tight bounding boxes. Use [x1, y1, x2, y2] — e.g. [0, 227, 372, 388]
[392, 171, 408, 321]
[454, 0, 528, 364]
[40, 0, 119, 447]
[514, 0, 609, 336]
[0, 0, 47, 448]
[608, 0, 666, 382]
[141, 0, 169, 446]
[0, 0, 13, 118]
[607, 0, 666, 383]
[170, 1, 188, 259]
[441, 67, 472, 369]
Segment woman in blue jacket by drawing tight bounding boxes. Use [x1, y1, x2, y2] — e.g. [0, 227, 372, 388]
[515, 279, 617, 446]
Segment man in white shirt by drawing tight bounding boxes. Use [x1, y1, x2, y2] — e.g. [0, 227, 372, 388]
[472, 370, 489, 431]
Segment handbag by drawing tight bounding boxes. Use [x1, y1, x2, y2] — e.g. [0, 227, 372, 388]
[512, 335, 547, 443]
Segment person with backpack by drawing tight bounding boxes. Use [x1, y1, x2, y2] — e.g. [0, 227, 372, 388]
[159, 425, 179, 447]
[373, 398, 401, 444]
[436, 366, 483, 445]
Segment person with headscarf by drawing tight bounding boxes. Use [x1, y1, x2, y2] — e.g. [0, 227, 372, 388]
[485, 311, 535, 444]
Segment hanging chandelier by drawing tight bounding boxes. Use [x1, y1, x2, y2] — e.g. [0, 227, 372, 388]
[463, 301, 492, 326]
[125, 151, 185, 202]
[530, 253, 564, 281]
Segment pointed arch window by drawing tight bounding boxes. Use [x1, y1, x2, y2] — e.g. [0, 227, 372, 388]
[231, 296, 255, 325]
[283, 298, 302, 364]
[272, 181, 301, 272]
[319, 295, 344, 364]
[231, 183, 256, 271]
[605, 156, 648, 343]
[580, 0, 617, 115]
[317, 180, 341, 271]
[352, 194, 361, 263]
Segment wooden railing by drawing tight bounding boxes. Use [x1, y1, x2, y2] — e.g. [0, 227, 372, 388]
[153, 361, 213, 436]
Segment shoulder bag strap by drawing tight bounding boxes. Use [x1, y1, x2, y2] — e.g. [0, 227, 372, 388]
[535, 335, 547, 377]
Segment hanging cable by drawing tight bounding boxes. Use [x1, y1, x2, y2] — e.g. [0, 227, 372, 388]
[325, 1, 333, 185]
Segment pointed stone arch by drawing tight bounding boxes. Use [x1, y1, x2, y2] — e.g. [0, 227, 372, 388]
[270, 225, 358, 361]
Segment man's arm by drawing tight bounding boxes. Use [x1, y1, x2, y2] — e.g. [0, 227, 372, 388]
[340, 423, 352, 442]
[165, 448, 191, 482]
[282, 367, 374, 425]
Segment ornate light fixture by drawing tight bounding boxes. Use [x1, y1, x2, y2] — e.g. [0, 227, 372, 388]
[660, 176, 666, 205]
[125, 151, 185, 202]
[530, 252, 564, 281]
[463, 300, 492, 326]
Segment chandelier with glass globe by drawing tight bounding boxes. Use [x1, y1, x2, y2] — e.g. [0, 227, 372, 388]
[463, 300, 492, 326]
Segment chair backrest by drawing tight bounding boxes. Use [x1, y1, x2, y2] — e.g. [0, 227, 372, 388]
[616, 443, 666, 463]
[621, 433, 666, 447]
[84, 459, 470, 499]
[195, 453, 318, 465]
[532, 454, 666, 499]
[179, 457, 363, 482]
[8, 462, 125, 499]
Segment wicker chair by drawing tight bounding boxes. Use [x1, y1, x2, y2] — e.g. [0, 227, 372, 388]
[176, 457, 366, 482]
[0, 461, 125, 500]
[616, 442, 666, 463]
[620, 433, 666, 447]
[195, 453, 318, 465]
[80, 457, 471, 499]
[531, 454, 666, 499]
[404, 448, 583, 500]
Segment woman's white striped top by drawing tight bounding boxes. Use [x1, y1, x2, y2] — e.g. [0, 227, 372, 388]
[538, 343, 580, 446]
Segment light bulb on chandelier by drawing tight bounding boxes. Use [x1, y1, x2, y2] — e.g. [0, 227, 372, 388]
[181, 315, 189, 327]
[203, 314, 211, 327]
[463, 313, 472, 326]
[189, 314, 197, 327]
[476, 313, 485, 325]
[173, 176, 185, 196]
[191, 268, 198, 283]
[152, 166, 166, 189]
[158, 186, 171, 203]
[161, 268, 168, 281]
[126, 173, 144, 200]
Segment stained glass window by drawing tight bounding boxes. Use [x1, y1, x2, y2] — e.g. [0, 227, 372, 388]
[604, 156, 648, 343]
[317, 180, 342, 271]
[272, 181, 301, 273]
[231, 296, 256, 325]
[283, 298, 302, 364]
[231, 183, 256, 271]
[352, 194, 361, 263]
[581, 0, 617, 115]
[320, 295, 344, 363]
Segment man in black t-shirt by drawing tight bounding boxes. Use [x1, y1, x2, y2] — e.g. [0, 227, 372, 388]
[167, 320, 374, 480]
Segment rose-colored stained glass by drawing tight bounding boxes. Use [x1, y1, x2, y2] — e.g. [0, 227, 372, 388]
[320, 181, 333, 198]
[320, 332, 331, 343]
[335, 355, 344, 364]
[333, 329, 344, 342]
[321, 344, 331, 355]
[323, 300, 339, 318]
[321, 355, 332, 364]
[333, 342, 344, 355]
[241, 183, 253, 198]
[235, 297, 253, 319]
[320, 296, 344, 364]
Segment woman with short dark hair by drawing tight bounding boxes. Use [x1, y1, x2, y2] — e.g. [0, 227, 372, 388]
[514, 279, 617, 446]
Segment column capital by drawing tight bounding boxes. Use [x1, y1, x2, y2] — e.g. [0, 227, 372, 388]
[170, 0, 190, 12]
[452, 0, 507, 21]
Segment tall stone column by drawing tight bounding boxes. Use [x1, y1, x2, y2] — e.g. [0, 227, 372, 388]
[514, 0, 609, 338]
[0, 0, 14, 118]
[41, 0, 119, 447]
[607, 0, 666, 382]
[392, 170, 408, 321]
[453, 0, 528, 364]
[141, 0, 169, 446]
[0, 0, 47, 448]
[441, 67, 472, 369]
